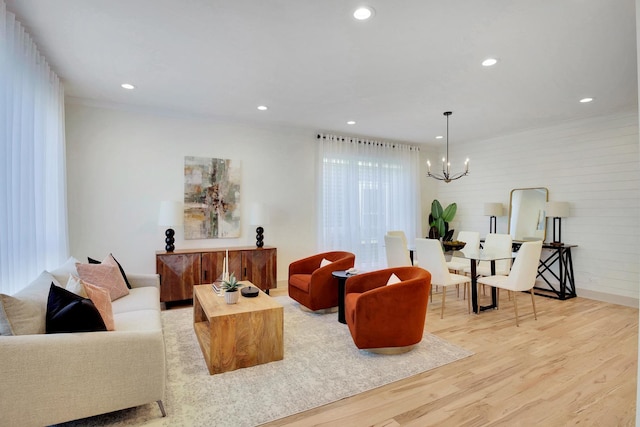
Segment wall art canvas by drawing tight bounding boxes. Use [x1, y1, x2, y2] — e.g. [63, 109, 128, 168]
[184, 156, 241, 239]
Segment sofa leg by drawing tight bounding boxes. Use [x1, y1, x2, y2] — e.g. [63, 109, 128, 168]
[157, 400, 167, 417]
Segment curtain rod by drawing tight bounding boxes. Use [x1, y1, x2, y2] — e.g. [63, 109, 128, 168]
[316, 133, 420, 151]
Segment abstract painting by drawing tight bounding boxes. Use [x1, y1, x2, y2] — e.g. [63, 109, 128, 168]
[184, 156, 241, 239]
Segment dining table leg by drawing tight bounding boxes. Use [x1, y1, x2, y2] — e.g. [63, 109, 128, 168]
[471, 261, 479, 313]
[472, 260, 498, 313]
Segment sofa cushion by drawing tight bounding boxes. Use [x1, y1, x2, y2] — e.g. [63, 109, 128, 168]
[46, 284, 107, 334]
[76, 262, 129, 301]
[113, 309, 162, 332]
[83, 281, 115, 331]
[88, 253, 132, 289]
[0, 294, 41, 335]
[49, 257, 80, 287]
[111, 287, 160, 314]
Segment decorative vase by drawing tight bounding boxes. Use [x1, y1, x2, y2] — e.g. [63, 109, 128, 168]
[225, 290, 239, 304]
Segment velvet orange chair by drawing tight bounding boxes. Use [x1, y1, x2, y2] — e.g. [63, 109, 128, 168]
[288, 251, 356, 311]
[344, 266, 431, 353]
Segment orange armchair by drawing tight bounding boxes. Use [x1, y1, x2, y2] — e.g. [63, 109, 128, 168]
[344, 266, 431, 352]
[288, 251, 356, 311]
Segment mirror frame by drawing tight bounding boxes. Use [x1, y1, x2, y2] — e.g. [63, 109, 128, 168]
[508, 187, 549, 242]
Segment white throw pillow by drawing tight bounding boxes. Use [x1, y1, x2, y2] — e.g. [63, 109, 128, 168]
[320, 258, 332, 268]
[386, 273, 401, 286]
[66, 275, 88, 298]
[49, 256, 80, 286]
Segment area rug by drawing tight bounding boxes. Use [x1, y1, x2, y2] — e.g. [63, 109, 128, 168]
[57, 296, 473, 427]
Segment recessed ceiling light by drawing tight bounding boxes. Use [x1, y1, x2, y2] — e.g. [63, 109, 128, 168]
[579, 97, 594, 103]
[347, 120, 356, 125]
[482, 58, 498, 67]
[121, 83, 135, 90]
[353, 6, 374, 20]
[435, 135, 444, 139]
[257, 105, 268, 111]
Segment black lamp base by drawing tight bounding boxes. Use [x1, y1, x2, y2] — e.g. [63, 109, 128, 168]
[489, 216, 497, 234]
[165, 228, 175, 252]
[255, 226, 264, 248]
[551, 217, 563, 245]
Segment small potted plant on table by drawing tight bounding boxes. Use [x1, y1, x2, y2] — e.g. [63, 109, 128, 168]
[222, 273, 241, 304]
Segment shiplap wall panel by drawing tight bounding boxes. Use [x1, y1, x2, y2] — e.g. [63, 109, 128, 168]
[426, 111, 639, 303]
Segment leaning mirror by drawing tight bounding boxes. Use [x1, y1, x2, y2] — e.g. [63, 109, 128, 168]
[508, 187, 549, 241]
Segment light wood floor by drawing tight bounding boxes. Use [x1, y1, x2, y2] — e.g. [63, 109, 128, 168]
[264, 285, 638, 426]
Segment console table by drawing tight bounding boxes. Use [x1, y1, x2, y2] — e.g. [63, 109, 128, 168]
[511, 242, 577, 300]
[156, 246, 277, 303]
[534, 244, 577, 300]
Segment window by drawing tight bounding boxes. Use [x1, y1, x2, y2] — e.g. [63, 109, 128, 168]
[0, 6, 68, 293]
[317, 135, 420, 270]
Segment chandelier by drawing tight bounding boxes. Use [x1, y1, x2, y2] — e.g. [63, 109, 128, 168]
[426, 111, 469, 183]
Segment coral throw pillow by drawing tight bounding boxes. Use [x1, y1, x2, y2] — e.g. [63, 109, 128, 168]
[82, 281, 115, 331]
[76, 262, 129, 301]
[88, 253, 132, 289]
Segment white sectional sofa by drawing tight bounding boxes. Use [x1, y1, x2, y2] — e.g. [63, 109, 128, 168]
[0, 258, 166, 427]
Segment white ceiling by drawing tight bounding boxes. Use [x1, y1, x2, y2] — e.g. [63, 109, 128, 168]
[5, 0, 638, 145]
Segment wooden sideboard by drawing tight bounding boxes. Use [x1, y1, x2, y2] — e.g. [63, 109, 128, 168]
[156, 246, 277, 303]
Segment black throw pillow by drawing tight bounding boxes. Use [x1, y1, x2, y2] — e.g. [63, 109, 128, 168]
[87, 254, 132, 289]
[46, 284, 107, 334]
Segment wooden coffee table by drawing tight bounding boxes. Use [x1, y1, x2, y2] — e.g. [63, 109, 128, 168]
[193, 283, 283, 375]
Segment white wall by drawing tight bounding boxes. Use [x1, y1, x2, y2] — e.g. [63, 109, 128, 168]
[66, 103, 639, 304]
[65, 103, 318, 283]
[432, 111, 640, 306]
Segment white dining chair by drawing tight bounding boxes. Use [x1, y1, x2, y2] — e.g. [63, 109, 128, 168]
[446, 230, 481, 273]
[477, 240, 543, 326]
[446, 230, 480, 299]
[384, 234, 412, 267]
[414, 238, 471, 318]
[464, 233, 513, 277]
[386, 230, 408, 249]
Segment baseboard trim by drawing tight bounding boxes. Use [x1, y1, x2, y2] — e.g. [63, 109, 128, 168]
[577, 288, 639, 308]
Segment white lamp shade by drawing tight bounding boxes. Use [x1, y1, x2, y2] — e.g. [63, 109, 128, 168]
[545, 201, 570, 218]
[484, 202, 504, 217]
[249, 202, 269, 226]
[158, 201, 184, 226]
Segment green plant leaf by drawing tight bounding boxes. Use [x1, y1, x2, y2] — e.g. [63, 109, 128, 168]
[435, 217, 446, 238]
[442, 203, 457, 222]
[431, 200, 443, 219]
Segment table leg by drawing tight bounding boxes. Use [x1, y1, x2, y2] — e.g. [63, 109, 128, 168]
[471, 261, 478, 313]
[490, 260, 497, 309]
[474, 260, 498, 313]
[337, 278, 347, 324]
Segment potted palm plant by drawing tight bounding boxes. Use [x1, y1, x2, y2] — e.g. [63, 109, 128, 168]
[221, 273, 241, 304]
[428, 199, 457, 241]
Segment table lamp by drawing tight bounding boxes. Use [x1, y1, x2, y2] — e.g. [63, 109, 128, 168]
[545, 201, 569, 245]
[158, 201, 183, 252]
[484, 203, 504, 234]
[250, 202, 269, 248]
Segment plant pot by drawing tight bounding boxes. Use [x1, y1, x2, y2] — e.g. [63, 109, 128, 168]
[225, 290, 239, 304]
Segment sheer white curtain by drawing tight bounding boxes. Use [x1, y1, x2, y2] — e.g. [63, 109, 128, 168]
[317, 134, 421, 270]
[0, 2, 68, 294]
